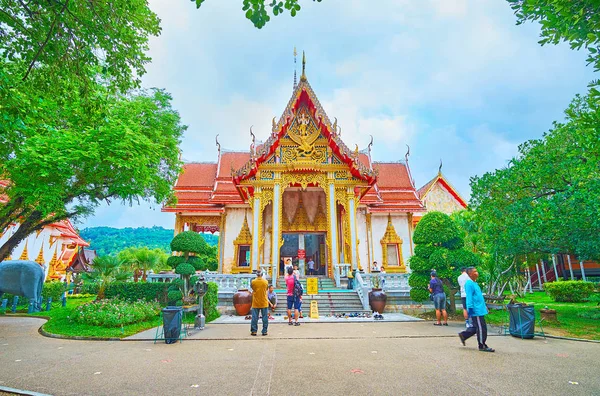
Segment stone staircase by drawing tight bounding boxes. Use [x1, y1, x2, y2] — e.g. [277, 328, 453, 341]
[273, 277, 370, 316]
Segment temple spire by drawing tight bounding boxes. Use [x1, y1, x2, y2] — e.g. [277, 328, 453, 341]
[438, 159, 443, 175]
[301, 51, 307, 81]
[293, 47, 297, 89]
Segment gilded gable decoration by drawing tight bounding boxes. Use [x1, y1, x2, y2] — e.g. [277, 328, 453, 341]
[380, 214, 406, 273]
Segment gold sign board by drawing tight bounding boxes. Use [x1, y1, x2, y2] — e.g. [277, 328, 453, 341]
[309, 300, 319, 319]
[306, 277, 318, 295]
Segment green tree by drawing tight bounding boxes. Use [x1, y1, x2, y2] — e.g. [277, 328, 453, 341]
[83, 256, 131, 299]
[168, 231, 211, 295]
[192, 0, 322, 29]
[508, 0, 600, 93]
[118, 247, 169, 282]
[0, 1, 185, 262]
[408, 212, 480, 312]
[470, 95, 600, 262]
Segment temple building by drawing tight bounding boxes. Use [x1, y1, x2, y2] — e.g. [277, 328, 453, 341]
[164, 59, 462, 282]
[0, 181, 92, 281]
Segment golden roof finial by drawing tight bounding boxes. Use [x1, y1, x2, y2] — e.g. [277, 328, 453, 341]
[35, 242, 45, 266]
[301, 51, 307, 81]
[19, 240, 29, 260]
[293, 46, 298, 89]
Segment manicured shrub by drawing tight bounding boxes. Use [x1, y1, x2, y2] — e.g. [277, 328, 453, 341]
[104, 282, 169, 304]
[80, 282, 100, 295]
[72, 299, 161, 327]
[203, 282, 220, 322]
[42, 281, 66, 301]
[544, 281, 595, 302]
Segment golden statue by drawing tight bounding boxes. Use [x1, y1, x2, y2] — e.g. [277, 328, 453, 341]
[289, 111, 319, 157]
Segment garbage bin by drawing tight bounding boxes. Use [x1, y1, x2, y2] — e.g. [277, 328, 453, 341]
[162, 306, 183, 344]
[507, 304, 535, 339]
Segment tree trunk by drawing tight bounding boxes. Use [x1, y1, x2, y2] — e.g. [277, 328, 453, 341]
[0, 212, 43, 262]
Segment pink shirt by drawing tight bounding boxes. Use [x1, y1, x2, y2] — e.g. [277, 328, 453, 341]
[286, 275, 295, 296]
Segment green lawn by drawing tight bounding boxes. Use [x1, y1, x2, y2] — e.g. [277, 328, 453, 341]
[484, 292, 600, 340]
[2, 298, 161, 339]
[3, 297, 213, 339]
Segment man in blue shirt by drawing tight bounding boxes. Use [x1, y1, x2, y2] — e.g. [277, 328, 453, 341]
[458, 267, 495, 352]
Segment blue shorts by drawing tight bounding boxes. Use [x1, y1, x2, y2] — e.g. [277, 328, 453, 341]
[433, 293, 446, 310]
[286, 296, 301, 310]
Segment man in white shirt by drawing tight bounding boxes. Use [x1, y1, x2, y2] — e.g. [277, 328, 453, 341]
[457, 267, 472, 328]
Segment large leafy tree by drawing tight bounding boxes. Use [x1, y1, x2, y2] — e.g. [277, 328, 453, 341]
[508, 0, 600, 93]
[408, 212, 480, 312]
[470, 95, 600, 262]
[0, 1, 186, 262]
[192, 0, 322, 29]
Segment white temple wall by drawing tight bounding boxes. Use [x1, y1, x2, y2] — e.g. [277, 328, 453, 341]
[222, 207, 252, 274]
[371, 213, 411, 271]
[356, 208, 369, 269]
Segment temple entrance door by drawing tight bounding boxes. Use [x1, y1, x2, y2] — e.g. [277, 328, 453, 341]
[279, 233, 327, 277]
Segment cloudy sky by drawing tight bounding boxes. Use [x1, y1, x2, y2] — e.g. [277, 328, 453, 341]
[80, 0, 596, 230]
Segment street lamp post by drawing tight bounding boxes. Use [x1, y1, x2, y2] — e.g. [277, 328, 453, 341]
[193, 276, 208, 330]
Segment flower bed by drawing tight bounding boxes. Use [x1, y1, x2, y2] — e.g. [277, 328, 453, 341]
[72, 299, 160, 327]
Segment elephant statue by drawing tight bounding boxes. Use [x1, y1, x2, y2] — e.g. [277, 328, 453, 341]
[0, 260, 45, 312]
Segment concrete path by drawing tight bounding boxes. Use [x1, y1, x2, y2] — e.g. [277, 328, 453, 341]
[1, 316, 599, 395]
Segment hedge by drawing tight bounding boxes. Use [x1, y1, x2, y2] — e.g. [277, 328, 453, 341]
[203, 282, 220, 322]
[543, 280, 595, 302]
[104, 282, 169, 304]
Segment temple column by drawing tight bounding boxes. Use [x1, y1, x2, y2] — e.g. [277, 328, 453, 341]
[217, 212, 226, 273]
[271, 179, 282, 285]
[174, 214, 184, 237]
[366, 212, 372, 268]
[251, 189, 262, 271]
[347, 189, 358, 270]
[327, 176, 339, 271]
[298, 233, 305, 276]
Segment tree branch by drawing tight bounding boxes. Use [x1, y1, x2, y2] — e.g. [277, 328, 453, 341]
[22, 0, 70, 81]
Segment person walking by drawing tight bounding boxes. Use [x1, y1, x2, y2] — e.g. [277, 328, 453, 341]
[458, 267, 495, 352]
[285, 266, 301, 326]
[429, 270, 448, 326]
[458, 267, 472, 328]
[250, 270, 269, 336]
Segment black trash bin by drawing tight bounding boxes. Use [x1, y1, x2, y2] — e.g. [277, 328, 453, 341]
[507, 304, 535, 339]
[162, 306, 183, 344]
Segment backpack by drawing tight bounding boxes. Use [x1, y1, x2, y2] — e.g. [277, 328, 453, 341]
[293, 276, 303, 297]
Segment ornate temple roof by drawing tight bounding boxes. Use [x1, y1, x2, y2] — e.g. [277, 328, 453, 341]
[418, 171, 467, 208]
[164, 61, 424, 214]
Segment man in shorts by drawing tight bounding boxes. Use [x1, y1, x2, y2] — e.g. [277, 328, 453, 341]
[285, 266, 301, 326]
[429, 270, 448, 326]
[267, 285, 277, 320]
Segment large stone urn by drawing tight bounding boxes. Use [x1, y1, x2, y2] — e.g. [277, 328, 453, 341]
[369, 288, 387, 314]
[233, 289, 252, 316]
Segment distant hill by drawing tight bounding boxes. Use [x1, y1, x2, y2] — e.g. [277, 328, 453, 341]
[79, 226, 219, 256]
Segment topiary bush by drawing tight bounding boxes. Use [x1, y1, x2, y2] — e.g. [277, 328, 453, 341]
[72, 299, 160, 327]
[42, 281, 67, 302]
[408, 211, 481, 309]
[170, 231, 210, 256]
[203, 282, 220, 322]
[544, 281, 595, 302]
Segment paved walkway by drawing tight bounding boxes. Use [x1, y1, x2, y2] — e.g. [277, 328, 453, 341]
[1, 316, 599, 395]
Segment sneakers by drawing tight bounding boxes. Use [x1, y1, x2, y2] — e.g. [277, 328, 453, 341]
[251, 332, 257, 336]
[479, 347, 495, 353]
[268, 315, 275, 320]
[458, 333, 466, 346]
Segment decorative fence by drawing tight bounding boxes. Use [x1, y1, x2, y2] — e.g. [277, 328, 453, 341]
[353, 272, 411, 310]
[202, 273, 260, 292]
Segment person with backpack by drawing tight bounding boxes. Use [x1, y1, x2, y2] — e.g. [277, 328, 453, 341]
[429, 270, 448, 326]
[285, 266, 301, 326]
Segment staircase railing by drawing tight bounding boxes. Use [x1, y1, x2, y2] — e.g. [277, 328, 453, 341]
[353, 271, 371, 310]
[333, 263, 351, 287]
